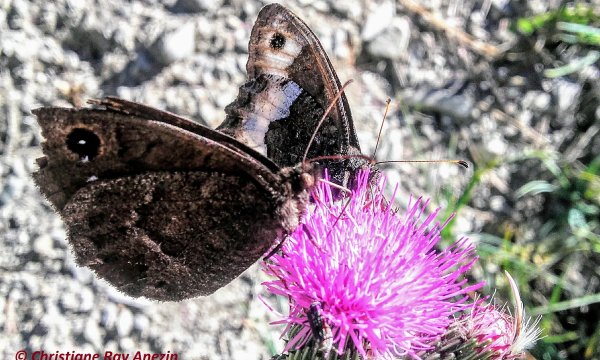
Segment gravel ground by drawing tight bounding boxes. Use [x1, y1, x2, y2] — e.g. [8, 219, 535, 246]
[1, 0, 599, 359]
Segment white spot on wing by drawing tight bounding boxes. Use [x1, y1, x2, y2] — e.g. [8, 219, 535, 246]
[237, 80, 302, 154]
[87, 175, 98, 182]
[257, 30, 302, 75]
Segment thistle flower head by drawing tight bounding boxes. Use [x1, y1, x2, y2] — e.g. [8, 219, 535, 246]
[460, 299, 515, 357]
[262, 171, 483, 358]
[457, 273, 542, 359]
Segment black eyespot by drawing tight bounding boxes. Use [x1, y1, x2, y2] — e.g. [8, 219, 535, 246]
[270, 32, 286, 50]
[66, 128, 101, 161]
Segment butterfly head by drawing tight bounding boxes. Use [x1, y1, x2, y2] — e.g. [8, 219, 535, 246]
[272, 162, 319, 233]
[279, 161, 319, 194]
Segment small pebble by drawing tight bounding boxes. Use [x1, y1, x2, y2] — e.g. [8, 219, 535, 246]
[150, 21, 196, 65]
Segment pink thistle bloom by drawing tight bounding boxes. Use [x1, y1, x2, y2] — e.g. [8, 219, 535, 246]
[262, 171, 484, 358]
[460, 299, 515, 357]
[458, 273, 541, 359]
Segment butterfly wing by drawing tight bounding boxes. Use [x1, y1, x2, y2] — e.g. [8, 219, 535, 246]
[33, 106, 310, 300]
[218, 4, 364, 186]
[246, 3, 359, 150]
[90, 96, 281, 173]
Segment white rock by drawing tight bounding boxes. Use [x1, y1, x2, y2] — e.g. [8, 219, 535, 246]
[151, 22, 196, 65]
[116, 308, 134, 336]
[32, 234, 54, 258]
[84, 318, 103, 350]
[361, 1, 395, 41]
[366, 17, 411, 60]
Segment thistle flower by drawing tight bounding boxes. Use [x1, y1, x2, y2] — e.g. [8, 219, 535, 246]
[262, 171, 483, 359]
[461, 300, 515, 356]
[446, 272, 542, 360]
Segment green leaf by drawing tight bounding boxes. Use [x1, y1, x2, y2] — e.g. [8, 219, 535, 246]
[516, 180, 559, 198]
[568, 208, 588, 231]
[516, 18, 536, 35]
[544, 51, 600, 78]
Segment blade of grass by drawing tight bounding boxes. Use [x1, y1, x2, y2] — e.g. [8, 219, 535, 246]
[530, 292, 600, 316]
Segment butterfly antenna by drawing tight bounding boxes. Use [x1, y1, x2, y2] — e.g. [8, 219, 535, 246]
[308, 154, 374, 164]
[372, 98, 392, 158]
[303, 79, 355, 162]
[376, 159, 469, 169]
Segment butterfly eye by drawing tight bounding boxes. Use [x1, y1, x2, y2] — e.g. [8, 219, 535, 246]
[270, 32, 286, 50]
[66, 128, 101, 162]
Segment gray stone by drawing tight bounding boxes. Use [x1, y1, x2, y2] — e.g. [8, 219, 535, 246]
[66, 257, 95, 284]
[32, 234, 55, 258]
[116, 308, 134, 336]
[84, 319, 103, 350]
[1, 175, 25, 203]
[37, 3, 59, 33]
[112, 21, 136, 52]
[150, 22, 196, 65]
[490, 195, 506, 212]
[60, 291, 80, 312]
[101, 303, 118, 330]
[485, 135, 508, 155]
[64, 12, 113, 60]
[555, 79, 582, 112]
[172, 0, 224, 13]
[7, 0, 30, 30]
[39, 302, 64, 335]
[366, 17, 410, 60]
[78, 287, 96, 312]
[330, 1, 363, 21]
[522, 90, 551, 111]
[403, 83, 475, 121]
[20, 273, 40, 297]
[119, 337, 136, 352]
[133, 313, 150, 334]
[361, 1, 395, 41]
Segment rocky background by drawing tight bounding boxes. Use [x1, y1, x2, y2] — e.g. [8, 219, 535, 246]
[1, 0, 599, 359]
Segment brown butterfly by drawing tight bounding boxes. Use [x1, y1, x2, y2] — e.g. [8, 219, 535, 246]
[33, 4, 365, 301]
[33, 98, 316, 301]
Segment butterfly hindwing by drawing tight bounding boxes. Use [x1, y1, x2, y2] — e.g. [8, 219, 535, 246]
[33, 106, 313, 300]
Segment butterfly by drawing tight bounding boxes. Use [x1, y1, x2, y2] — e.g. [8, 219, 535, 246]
[32, 4, 365, 301]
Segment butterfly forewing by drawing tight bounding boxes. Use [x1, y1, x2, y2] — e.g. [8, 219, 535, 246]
[218, 4, 366, 188]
